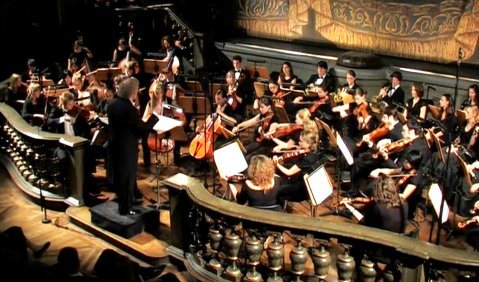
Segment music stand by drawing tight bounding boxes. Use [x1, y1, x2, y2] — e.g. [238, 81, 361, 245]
[455, 109, 466, 126]
[94, 68, 123, 82]
[428, 129, 445, 163]
[274, 106, 290, 123]
[210, 83, 226, 97]
[185, 80, 203, 92]
[303, 164, 334, 217]
[253, 82, 268, 98]
[427, 105, 441, 120]
[149, 115, 187, 210]
[427, 183, 450, 242]
[246, 65, 270, 81]
[177, 93, 211, 115]
[144, 59, 168, 75]
[213, 139, 248, 198]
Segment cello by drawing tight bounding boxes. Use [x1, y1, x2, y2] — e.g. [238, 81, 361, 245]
[188, 113, 225, 160]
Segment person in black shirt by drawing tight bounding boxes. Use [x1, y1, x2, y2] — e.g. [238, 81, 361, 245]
[378, 70, 405, 106]
[305, 60, 336, 94]
[68, 40, 93, 74]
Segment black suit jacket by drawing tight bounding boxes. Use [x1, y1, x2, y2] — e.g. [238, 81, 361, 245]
[305, 73, 336, 93]
[383, 86, 405, 106]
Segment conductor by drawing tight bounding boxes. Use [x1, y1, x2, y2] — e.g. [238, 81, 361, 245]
[107, 77, 160, 215]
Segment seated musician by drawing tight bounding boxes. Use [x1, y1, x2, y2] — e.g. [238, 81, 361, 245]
[304, 60, 336, 94]
[340, 70, 360, 95]
[340, 174, 408, 233]
[456, 200, 479, 250]
[271, 108, 319, 153]
[236, 155, 284, 212]
[453, 105, 479, 162]
[277, 61, 299, 91]
[460, 84, 479, 110]
[370, 149, 425, 219]
[232, 96, 279, 163]
[2, 73, 27, 109]
[274, 130, 320, 202]
[436, 94, 456, 146]
[21, 83, 46, 126]
[225, 70, 246, 123]
[404, 83, 427, 120]
[293, 84, 334, 126]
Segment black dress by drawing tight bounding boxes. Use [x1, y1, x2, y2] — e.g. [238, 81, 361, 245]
[364, 202, 408, 233]
[237, 176, 283, 211]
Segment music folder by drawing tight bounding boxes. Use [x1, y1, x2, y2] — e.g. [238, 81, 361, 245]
[428, 183, 449, 223]
[303, 164, 334, 207]
[213, 140, 248, 180]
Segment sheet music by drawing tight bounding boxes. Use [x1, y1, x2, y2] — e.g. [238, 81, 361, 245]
[336, 132, 354, 165]
[213, 141, 248, 180]
[152, 114, 183, 133]
[304, 165, 333, 206]
[428, 183, 449, 223]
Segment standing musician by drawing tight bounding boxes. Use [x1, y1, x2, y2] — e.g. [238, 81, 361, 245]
[111, 37, 142, 69]
[236, 155, 284, 212]
[231, 55, 254, 106]
[378, 71, 405, 106]
[68, 40, 93, 74]
[225, 70, 246, 123]
[232, 96, 279, 162]
[404, 83, 427, 120]
[160, 35, 183, 79]
[274, 130, 320, 203]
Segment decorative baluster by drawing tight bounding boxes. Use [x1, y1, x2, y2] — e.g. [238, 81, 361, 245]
[27, 146, 40, 185]
[310, 243, 330, 280]
[289, 237, 308, 282]
[359, 256, 376, 282]
[22, 148, 35, 180]
[266, 234, 284, 282]
[336, 248, 355, 282]
[18, 143, 29, 175]
[222, 228, 243, 282]
[207, 224, 223, 276]
[14, 139, 25, 168]
[48, 155, 63, 192]
[244, 231, 263, 282]
[35, 151, 50, 191]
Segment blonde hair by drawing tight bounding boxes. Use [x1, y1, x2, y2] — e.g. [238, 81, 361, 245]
[9, 73, 22, 92]
[60, 92, 75, 108]
[296, 108, 319, 135]
[247, 155, 276, 192]
[301, 130, 319, 153]
[27, 83, 41, 98]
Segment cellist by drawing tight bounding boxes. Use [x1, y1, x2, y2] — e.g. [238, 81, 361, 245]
[232, 96, 279, 162]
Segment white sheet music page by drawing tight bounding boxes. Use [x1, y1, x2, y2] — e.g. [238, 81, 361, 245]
[336, 132, 354, 165]
[428, 183, 449, 223]
[213, 141, 248, 180]
[153, 114, 183, 133]
[304, 166, 333, 206]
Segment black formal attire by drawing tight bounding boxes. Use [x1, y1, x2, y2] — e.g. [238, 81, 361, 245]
[405, 98, 427, 119]
[69, 49, 90, 70]
[21, 96, 46, 125]
[232, 68, 254, 107]
[107, 96, 158, 215]
[237, 176, 283, 211]
[388, 121, 404, 143]
[244, 112, 280, 163]
[305, 73, 336, 93]
[382, 85, 405, 106]
[398, 173, 425, 219]
[364, 202, 408, 233]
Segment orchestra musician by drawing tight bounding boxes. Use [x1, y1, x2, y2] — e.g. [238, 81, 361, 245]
[111, 37, 142, 69]
[377, 70, 405, 106]
[437, 94, 456, 146]
[225, 70, 246, 123]
[236, 155, 284, 212]
[231, 55, 254, 106]
[341, 70, 360, 95]
[305, 60, 336, 94]
[274, 130, 320, 203]
[370, 149, 425, 219]
[21, 83, 46, 126]
[68, 40, 93, 74]
[21, 58, 40, 83]
[2, 73, 27, 109]
[460, 84, 479, 110]
[160, 35, 182, 79]
[277, 61, 299, 90]
[232, 96, 279, 162]
[271, 108, 319, 153]
[107, 77, 160, 215]
[404, 83, 427, 120]
[294, 84, 334, 125]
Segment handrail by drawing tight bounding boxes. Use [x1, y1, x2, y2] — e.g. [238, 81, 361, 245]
[164, 173, 479, 270]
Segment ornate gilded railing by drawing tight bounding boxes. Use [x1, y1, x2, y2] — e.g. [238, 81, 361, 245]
[164, 173, 479, 282]
[0, 103, 88, 208]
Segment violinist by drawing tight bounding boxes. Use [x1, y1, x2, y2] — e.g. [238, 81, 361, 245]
[236, 155, 284, 212]
[274, 130, 320, 203]
[294, 85, 334, 125]
[404, 83, 427, 120]
[453, 105, 479, 162]
[232, 96, 279, 162]
[271, 108, 319, 153]
[370, 150, 425, 220]
[21, 83, 46, 126]
[340, 175, 408, 233]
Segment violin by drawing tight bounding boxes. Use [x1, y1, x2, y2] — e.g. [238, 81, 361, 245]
[272, 89, 288, 108]
[256, 112, 274, 143]
[372, 137, 412, 159]
[309, 95, 328, 113]
[457, 217, 479, 229]
[356, 122, 391, 148]
[272, 123, 303, 139]
[273, 149, 309, 165]
[396, 168, 417, 189]
[354, 103, 369, 119]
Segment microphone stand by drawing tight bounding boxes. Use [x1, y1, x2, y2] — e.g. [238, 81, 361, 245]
[433, 48, 463, 244]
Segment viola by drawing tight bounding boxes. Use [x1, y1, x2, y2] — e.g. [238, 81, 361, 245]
[354, 103, 369, 119]
[256, 112, 274, 143]
[272, 123, 303, 139]
[356, 122, 391, 148]
[396, 168, 417, 189]
[309, 96, 328, 113]
[372, 137, 411, 159]
[274, 149, 309, 165]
